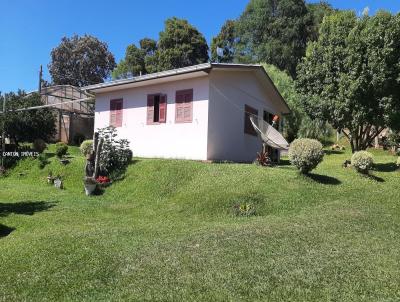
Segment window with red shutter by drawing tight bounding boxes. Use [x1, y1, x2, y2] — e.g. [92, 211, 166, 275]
[110, 99, 123, 128]
[244, 104, 258, 136]
[159, 95, 167, 123]
[175, 89, 193, 123]
[147, 94, 167, 124]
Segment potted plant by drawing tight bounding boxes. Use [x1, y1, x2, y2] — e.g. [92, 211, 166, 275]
[47, 171, 55, 184]
[83, 176, 97, 196]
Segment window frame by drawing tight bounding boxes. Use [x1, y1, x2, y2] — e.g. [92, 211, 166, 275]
[109, 98, 123, 128]
[147, 93, 167, 125]
[244, 104, 258, 136]
[175, 89, 193, 123]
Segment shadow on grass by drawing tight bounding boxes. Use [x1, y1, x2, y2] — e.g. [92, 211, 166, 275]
[374, 163, 398, 173]
[278, 159, 291, 166]
[305, 173, 342, 185]
[44, 152, 55, 158]
[0, 201, 56, 217]
[0, 224, 15, 238]
[365, 174, 385, 183]
[324, 150, 344, 155]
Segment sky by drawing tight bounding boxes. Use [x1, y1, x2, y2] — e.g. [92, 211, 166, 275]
[0, 0, 399, 93]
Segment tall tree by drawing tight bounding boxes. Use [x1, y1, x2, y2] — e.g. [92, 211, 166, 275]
[112, 44, 146, 79]
[236, 0, 310, 77]
[296, 11, 400, 152]
[156, 17, 209, 70]
[211, 20, 237, 63]
[263, 63, 331, 142]
[49, 35, 116, 87]
[306, 1, 335, 42]
[0, 92, 56, 144]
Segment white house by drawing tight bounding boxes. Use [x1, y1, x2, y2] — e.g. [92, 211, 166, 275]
[85, 63, 290, 162]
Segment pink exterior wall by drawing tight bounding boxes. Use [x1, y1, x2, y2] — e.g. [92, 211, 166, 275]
[94, 76, 210, 160]
[207, 70, 284, 162]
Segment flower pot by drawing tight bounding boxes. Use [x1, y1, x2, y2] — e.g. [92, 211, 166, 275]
[84, 183, 97, 196]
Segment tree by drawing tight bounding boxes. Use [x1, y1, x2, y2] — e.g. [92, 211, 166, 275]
[0, 91, 56, 144]
[113, 38, 159, 79]
[49, 35, 116, 87]
[112, 44, 146, 79]
[263, 63, 331, 142]
[306, 1, 335, 42]
[235, 0, 311, 77]
[296, 11, 400, 152]
[211, 20, 236, 63]
[156, 17, 209, 70]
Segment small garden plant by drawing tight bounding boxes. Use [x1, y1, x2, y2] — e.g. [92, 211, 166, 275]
[351, 151, 374, 174]
[233, 203, 256, 217]
[33, 139, 47, 153]
[288, 138, 324, 174]
[55, 142, 68, 158]
[80, 140, 93, 156]
[255, 150, 271, 167]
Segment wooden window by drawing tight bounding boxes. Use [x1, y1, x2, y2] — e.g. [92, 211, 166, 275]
[147, 94, 167, 124]
[244, 104, 258, 136]
[175, 89, 193, 123]
[110, 99, 123, 128]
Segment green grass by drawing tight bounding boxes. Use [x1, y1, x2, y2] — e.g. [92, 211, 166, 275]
[1, 146, 400, 301]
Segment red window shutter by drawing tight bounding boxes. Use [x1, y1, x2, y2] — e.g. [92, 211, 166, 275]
[159, 94, 167, 123]
[147, 95, 154, 124]
[175, 92, 185, 122]
[115, 100, 123, 127]
[175, 89, 193, 123]
[110, 99, 123, 127]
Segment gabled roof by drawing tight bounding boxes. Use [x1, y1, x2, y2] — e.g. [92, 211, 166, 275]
[84, 63, 290, 113]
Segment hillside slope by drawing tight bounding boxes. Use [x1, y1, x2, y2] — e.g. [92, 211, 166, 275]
[0, 147, 399, 301]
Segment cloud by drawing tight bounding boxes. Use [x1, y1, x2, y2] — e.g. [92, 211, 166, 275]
[362, 6, 370, 16]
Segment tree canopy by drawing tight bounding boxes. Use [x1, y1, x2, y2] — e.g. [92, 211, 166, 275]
[296, 10, 400, 152]
[0, 92, 56, 143]
[263, 63, 332, 142]
[235, 0, 311, 77]
[113, 18, 208, 79]
[210, 20, 236, 63]
[49, 35, 116, 87]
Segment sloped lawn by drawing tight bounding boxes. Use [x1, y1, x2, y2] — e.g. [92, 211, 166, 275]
[0, 146, 399, 301]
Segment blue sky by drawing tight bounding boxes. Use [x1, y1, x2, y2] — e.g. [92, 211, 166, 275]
[0, 0, 399, 93]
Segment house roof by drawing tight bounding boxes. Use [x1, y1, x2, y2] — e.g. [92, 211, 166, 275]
[84, 63, 290, 113]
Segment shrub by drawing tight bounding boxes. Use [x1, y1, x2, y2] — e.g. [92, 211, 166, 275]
[73, 133, 86, 146]
[80, 140, 93, 156]
[32, 139, 47, 153]
[97, 127, 132, 177]
[254, 151, 271, 167]
[55, 142, 68, 158]
[396, 157, 400, 168]
[37, 153, 49, 169]
[233, 203, 256, 217]
[351, 151, 374, 174]
[288, 138, 324, 174]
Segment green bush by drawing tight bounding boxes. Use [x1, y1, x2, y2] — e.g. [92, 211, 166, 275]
[97, 127, 132, 177]
[55, 142, 68, 158]
[288, 138, 324, 174]
[80, 140, 93, 156]
[351, 151, 374, 174]
[37, 153, 49, 169]
[32, 139, 47, 153]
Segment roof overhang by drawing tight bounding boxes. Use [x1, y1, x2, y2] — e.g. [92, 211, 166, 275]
[83, 63, 290, 113]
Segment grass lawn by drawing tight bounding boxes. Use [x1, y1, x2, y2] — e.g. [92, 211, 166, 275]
[1, 145, 399, 301]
